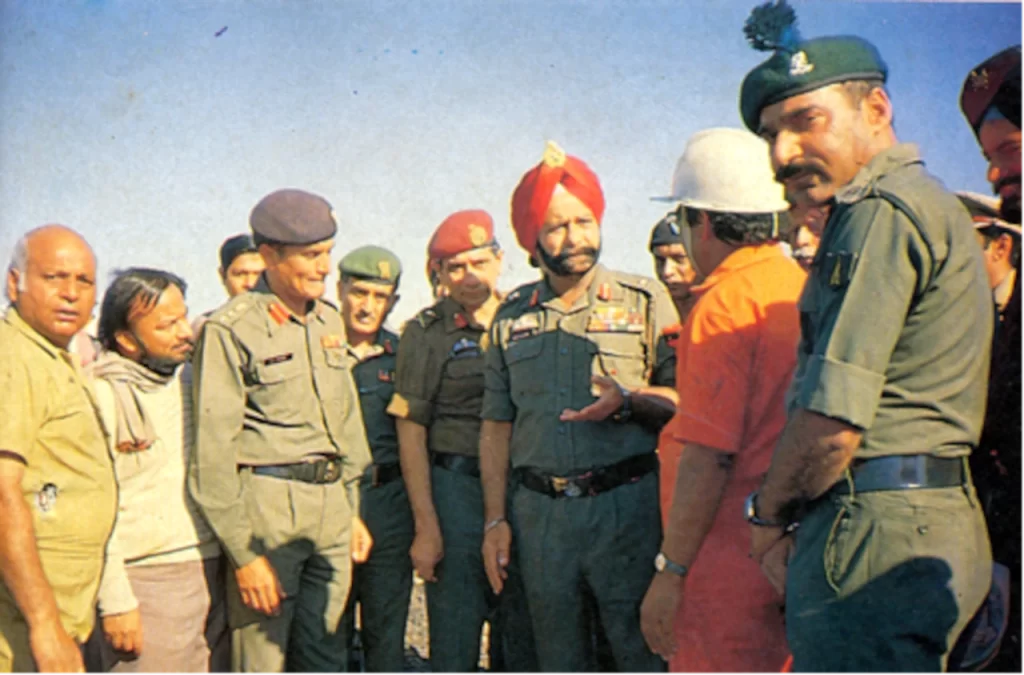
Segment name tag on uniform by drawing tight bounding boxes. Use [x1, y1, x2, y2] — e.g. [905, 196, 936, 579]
[586, 306, 644, 333]
[509, 314, 540, 341]
[263, 353, 293, 366]
[449, 338, 480, 359]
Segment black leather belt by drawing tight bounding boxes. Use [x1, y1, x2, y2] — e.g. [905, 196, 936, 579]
[518, 453, 658, 499]
[831, 454, 966, 495]
[430, 452, 480, 478]
[362, 462, 403, 488]
[247, 457, 343, 485]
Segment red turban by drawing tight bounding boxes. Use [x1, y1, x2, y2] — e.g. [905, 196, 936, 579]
[510, 142, 605, 257]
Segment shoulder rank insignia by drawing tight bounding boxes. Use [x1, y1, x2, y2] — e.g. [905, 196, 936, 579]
[824, 252, 858, 289]
[321, 334, 343, 349]
[597, 283, 612, 302]
[268, 301, 290, 326]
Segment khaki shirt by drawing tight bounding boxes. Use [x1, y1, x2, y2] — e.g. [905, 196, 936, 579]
[387, 297, 488, 457]
[0, 309, 116, 641]
[189, 278, 371, 568]
[787, 144, 993, 458]
[349, 329, 400, 466]
[482, 264, 679, 474]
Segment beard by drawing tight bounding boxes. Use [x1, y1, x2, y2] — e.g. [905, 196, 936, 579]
[133, 332, 191, 377]
[537, 242, 601, 278]
[1000, 192, 1021, 224]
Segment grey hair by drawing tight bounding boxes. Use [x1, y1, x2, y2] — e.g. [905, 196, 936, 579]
[8, 235, 28, 294]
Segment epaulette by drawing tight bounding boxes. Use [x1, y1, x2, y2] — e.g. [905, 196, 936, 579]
[317, 297, 340, 312]
[416, 306, 441, 329]
[206, 295, 254, 328]
[495, 280, 541, 319]
[614, 271, 657, 297]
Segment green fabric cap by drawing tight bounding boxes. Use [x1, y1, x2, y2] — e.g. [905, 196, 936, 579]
[338, 245, 402, 286]
[740, 36, 888, 131]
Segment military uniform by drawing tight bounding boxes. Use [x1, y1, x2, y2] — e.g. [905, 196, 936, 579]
[188, 189, 371, 672]
[389, 295, 498, 671]
[781, 145, 994, 670]
[483, 264, 678, 672]
[0, 309, 117, 671]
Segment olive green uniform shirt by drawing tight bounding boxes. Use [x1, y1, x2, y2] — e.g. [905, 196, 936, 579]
[0, 309, 117, 644]
[189, 278, 371, 568]
[787, 144, 993, 457]
[387, 297, 487, 457]
[349, 329, 400, 466]
[482, 264, 678, 473]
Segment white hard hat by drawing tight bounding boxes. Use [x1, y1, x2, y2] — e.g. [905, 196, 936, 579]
[653, 128, 789, 214]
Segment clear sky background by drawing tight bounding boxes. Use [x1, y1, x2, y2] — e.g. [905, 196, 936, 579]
[0, 0, 1020, 327]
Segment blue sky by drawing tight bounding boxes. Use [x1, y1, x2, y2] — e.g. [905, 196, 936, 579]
[0, 0, 1020, 326]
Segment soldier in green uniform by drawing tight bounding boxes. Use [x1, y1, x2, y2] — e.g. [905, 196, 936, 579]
[188, 189, 373, 672]
[480, 141, 678, 672]
[388, 210, 528, 672]
[334, 245, 411, 672]
[737, 2, 993, 670]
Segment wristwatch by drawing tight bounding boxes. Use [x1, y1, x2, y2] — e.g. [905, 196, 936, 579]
[744, 491, 799, 533]
[654, 552, 688, 577]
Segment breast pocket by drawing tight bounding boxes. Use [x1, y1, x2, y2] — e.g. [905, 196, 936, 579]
[248, 358, 309, 423]
[504, 336, 547, 400]
[439, 352, 485, 408]
[589, 333, 647, 389]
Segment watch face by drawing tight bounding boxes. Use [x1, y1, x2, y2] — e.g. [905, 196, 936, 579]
[654, 552, 666, 572]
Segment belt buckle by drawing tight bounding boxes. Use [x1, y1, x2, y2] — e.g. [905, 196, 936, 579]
[316, 460, 340, 484]
[550, 476, 582, 498]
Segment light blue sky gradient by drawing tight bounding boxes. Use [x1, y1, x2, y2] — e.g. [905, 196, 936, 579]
[1, 0, 1020, 325]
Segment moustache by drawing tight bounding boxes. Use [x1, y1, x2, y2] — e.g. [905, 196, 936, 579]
[550, 247, 600, 264]
[776, 162, 826, 184]
[994, 174, 1021, 196]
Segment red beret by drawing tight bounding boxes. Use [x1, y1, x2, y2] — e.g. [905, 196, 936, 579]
[510, 142, 605, 257]
[427, 209, 495, 261]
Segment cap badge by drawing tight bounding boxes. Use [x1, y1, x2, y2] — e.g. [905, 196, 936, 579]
[468, 224, 489, 247]
[789, 51, 814, 77]
[542, 140, 566, 168]
[969, 68, 990, 91]
[377, 260, 392, 279]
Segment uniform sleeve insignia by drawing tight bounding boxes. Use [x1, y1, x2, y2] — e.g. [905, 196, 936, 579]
[825, 252, 858, 288]
[321, 334, 343, 349]
[268, 302, 290, 326]
[386, 392, 410, 418]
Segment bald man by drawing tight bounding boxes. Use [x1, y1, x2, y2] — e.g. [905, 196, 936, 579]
[0, 226, 117, 672]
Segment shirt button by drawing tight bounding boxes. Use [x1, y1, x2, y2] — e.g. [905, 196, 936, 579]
[558, 425, 566, 434]
[560, 347, 568, 355]
[559, 387, 567, 394]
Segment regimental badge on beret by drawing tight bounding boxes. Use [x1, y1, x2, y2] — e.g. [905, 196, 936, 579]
[789, 51, 813, 76]
[468, 224, 488, 247]
[969, 68, 991, 92]
[378, 260, 392, 280]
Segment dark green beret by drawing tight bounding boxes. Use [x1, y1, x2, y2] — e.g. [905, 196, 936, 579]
[338, 245, 402, 287]
[250, 189, 337, 245]
[648, 211, 684, 252]
[740, 35, 887, 131]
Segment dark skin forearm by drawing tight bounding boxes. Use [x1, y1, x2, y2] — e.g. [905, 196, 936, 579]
[661, 443, 733, 566]
[479, 421, 512, 523]
[0, 459, 62, 629]
[756, 409, 862, 522]
[396, 420, 438, 531]
[630, 385, 678, 431]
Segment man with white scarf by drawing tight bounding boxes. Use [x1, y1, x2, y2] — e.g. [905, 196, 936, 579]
[83, 268, 227, 672]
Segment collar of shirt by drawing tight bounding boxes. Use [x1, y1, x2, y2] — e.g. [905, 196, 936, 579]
[346, 328, 397, 363]
[251, 275, 328, 334]
[439, 296, 482, 333]
[537, 263, 621, 315]
[691, 243, 790, 297]
[4, 306, 66, 360]
[834, 143, 923, 205]
[995, 267, 1017, 311]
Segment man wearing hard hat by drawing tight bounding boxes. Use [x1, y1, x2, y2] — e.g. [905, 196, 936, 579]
[638, 128, 804, 672]
[738, 0, 993, 669]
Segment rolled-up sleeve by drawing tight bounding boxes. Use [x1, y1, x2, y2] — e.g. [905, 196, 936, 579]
[795, 199, 929, 430]
[387, 321, 439, 426]
[187, 321, 258, 569]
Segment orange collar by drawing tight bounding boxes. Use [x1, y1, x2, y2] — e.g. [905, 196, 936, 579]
[692, 244, 788, 295]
